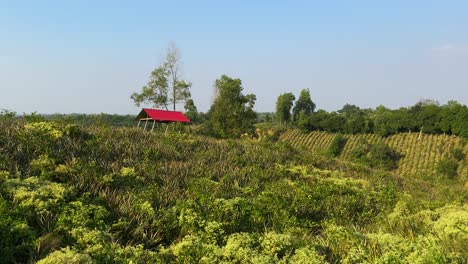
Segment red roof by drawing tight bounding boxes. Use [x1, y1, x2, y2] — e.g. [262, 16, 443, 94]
[137, 108, 190, 123]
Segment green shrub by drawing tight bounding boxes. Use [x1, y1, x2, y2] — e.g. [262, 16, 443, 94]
[327, 134, 347, 157]
[436, 157, 458, 178]
[37, 247, 93, 264]
[451, 147, 465, 161]
[0, 197, 36, 263]
[350, 140, 401, 170]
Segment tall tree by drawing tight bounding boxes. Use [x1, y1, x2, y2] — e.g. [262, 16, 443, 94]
[292, 89, 316, 121]
[184, 99, 199, 123]
[131, 43, 191, 111]
[409, 99, 441, 134]
[275, 93, 295, 125]
[338, 104, 368, 134]
[206, 75, 257, 138]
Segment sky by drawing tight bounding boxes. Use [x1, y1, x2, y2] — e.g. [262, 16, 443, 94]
[1, 0, 467, 114]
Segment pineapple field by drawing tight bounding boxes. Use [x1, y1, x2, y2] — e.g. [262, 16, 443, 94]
[280, 129, 468, 179]
[1, 117, 467, 263]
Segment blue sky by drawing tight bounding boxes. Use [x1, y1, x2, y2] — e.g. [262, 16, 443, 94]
[1, 0, 467, 114]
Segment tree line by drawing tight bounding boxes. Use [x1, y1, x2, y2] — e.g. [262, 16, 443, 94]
[131, 44, 467, 139]
[275, 91, 467, 137]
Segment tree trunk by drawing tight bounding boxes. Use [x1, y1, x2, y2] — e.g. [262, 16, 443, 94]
[173, 89, 176, 111]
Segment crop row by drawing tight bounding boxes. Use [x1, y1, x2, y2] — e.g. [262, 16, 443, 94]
[281, 130, 467, 177]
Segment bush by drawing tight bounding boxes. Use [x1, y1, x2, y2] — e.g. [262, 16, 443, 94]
[451, 148, 465, 162]
[327, 134, 347, 157]
[37, 247, 93, 264]
[367, 142, 401, 170]
[350, 140, 401, 170]
[436, 158, 458, 178]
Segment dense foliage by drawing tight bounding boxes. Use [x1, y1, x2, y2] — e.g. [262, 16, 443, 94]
[205, 75, 257, 138]
[0, 115, 466, 263]
[275, 93, 295, 125]
[327, 134, 347, 157]
[273, 94, 468, 138]
[349, 140, 401, 170]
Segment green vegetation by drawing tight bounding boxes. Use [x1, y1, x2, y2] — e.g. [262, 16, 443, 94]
[275, 93, 295, 126]
[272, 92, 468, 138]
[327, 134, 347, 157]
[349, 140, 401, 170]
[205, 75, 257, 138]
[281, 129, 468, 178]
[436, 157, 459, 179]
[131, 43, 191, 111]
[1, 111, 467, 263]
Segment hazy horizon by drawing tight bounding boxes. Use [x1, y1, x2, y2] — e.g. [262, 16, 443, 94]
[1, 0, 467, 115]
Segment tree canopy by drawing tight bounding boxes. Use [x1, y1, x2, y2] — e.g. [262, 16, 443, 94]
[131, 44, 191, 111]
[206, 75, 257, 138]
[292, 89, 316, 121]
[275, 93, 295, 125]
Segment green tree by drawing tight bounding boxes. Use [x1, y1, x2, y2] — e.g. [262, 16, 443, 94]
[131, 44, 191, 111]
[409, 99, 441, 134]
[338, 104, 368, 134]
[437, 101, 459, 134]
[184, 99, 199, 123]
[373, 106, 400, 136]
[206, 75, 257, 138]
[321, 112, 346, 133]
[275, 93, 295, 125]
[292, 89, 316, 122]
[291, 89, 316, 131]
[438, 101, 468, 137]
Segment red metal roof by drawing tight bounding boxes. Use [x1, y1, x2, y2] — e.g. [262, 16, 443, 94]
[137, 108, 190, 123]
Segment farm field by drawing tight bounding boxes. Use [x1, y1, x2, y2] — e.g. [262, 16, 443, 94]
[280, 129, 468, 179]
[1, 119, 467, 263]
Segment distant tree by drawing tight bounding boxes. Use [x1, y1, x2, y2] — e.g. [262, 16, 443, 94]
[338, 104, 368, 134]
[437, 100, 468, 137]
[131, 43, 191, 111]
[338, 104, 362, 117]
[309, 109, 329, 131]
[184, 99, 199, 123]
[275, 93, 295, 125]
[373, 106, 400, 136]
[322, 112, 346, 133]
[438, 101, 461, 134]
[409, 99, 441, 134]
[292, 89, 316, 122]
[451, 105, 468, 137]
[206, 75, 257, 138]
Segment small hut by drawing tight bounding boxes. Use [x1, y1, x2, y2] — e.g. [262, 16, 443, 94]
[136, 108, 190, 132]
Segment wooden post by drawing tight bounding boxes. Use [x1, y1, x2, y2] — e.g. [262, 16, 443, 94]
[151, 121, 155, 131]
[144, 119, 148, 130]
[165, 123, 169, 135]
[137, 120, 141, 129]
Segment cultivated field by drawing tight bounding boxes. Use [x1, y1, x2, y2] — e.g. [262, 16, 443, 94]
[280, 129, 468, 179]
